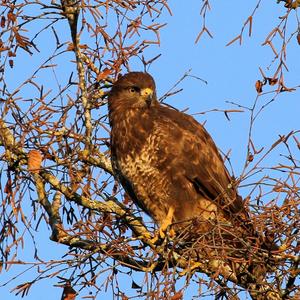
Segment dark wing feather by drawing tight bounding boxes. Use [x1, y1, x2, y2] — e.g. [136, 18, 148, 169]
[152, 104, 246, 217]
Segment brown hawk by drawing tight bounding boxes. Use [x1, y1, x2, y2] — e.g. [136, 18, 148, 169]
[107, 72, 280, 296]
[108, 72, 265, 246]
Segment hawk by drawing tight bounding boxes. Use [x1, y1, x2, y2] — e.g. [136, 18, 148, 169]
[108, 72, 261, 245]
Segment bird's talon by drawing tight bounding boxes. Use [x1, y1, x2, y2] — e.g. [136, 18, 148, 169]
[159, 227, 166, 239]
[169, 228, 176, 238]
[149, 226, 175, 245]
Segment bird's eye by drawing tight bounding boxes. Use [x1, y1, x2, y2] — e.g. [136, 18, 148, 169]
[128, 87, 139, 93]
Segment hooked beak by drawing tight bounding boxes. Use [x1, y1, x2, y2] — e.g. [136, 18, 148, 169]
[140, 88, 154, 106]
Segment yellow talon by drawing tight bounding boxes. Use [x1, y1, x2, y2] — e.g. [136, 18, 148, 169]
[160, 206, 175, 234]
[152, 206, 175, 243]
[169, 228, 176, 238]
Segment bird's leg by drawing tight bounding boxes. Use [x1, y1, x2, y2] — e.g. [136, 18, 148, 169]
[159, 206, 175, 238]
[151, 206, 175, 244]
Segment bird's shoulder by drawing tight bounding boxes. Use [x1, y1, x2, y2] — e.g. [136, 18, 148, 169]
[150, 104, 218, 152]
[151, 104, 246, 213]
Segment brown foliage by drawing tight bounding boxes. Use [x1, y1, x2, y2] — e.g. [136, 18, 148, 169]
[0, 1, 299, 300]
[61, 283, 77, 300]
[27, 150, 43, 174]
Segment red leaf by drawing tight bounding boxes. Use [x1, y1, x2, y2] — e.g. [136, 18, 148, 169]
[1, 16, 5, 28]
[255, 80, 263, 93]
[97, 68, 112, 81]
[61, 283, 76, 300]
[297, 33, 300, 45]
[28, 150, 43, 174]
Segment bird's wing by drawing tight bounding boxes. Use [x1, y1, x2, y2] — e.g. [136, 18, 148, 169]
[152, 105, 246, 217]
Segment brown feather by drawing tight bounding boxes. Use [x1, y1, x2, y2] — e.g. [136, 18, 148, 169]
[107, 72, 279, 287]
[107, 72, 280, 259]
[108, 72, 248, 227]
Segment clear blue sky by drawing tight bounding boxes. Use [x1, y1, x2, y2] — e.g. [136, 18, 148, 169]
[1, 1, 299, 299]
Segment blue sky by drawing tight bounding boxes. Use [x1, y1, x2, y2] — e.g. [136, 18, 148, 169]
[1, 1, 299, 299]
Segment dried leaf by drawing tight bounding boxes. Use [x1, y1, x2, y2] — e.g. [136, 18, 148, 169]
[123, 193, 132, 205]
[97, 68, 112, 81]
[9, 59, 13, 68]
[273, 184, 283, 192]
[255, 80, 263, 93]
[61, 283, 77, 300]
[28, 150, 43, 174]
[7, 11, 16, 23]
[8, 51, 16, 57]
[4, 177, 12, 195]
[268, 77, 278, 86]
[79, 44, 88, 49]
[297, 33, 300, 45]
[15, 32, 30, 48]
[1, 16, 5, 28]
[67, 42, 75, 51]
[248, 153, 254, 162]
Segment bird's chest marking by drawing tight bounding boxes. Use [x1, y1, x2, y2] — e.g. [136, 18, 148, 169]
[117, 132, 170, 222]
[120, 134, 159, 180]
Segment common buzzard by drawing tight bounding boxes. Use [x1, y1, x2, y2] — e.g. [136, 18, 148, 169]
[108, 72, 259, 244]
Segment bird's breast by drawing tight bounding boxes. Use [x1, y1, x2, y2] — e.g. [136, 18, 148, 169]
[118, 131, 160, 181]
[115, 130, 170, 224]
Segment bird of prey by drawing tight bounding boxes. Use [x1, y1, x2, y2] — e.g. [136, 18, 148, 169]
[108, 72, 263, 246]
[107, 71, 281, 299]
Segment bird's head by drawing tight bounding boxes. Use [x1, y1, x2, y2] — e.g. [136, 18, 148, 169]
[108, 72, 157, 108]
